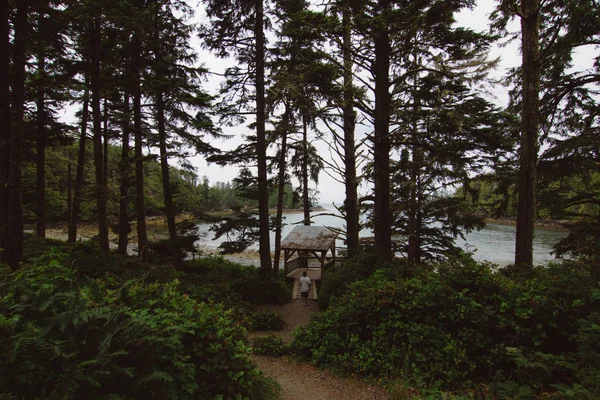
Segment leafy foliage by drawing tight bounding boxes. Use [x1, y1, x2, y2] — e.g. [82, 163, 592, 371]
[248, 309, 286, 331]
[0, 245, 281, 400]
[294, 255, 600, 395]
[251, 335, 289, 357]
[318, 252, 427, 310]
[181, 256, 290, 306]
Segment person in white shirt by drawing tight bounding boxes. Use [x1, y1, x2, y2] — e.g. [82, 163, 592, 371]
[299, 271, 311, 306]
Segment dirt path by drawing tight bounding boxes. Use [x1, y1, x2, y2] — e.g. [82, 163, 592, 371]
[250, 299, 388, 400]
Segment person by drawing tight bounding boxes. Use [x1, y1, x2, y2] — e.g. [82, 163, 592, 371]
[299, 271, 311, 306]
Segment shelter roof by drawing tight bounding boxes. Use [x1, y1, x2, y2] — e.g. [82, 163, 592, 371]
[281, 225, 337, 252]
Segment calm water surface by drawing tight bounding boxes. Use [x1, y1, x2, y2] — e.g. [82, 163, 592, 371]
[194, 204, 567, 266]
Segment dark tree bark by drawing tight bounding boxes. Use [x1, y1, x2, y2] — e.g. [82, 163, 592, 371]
[515, 0, 540, 269]
[67, 155, 72, 226]
[407, 148, 421, 263]
[342, 7, 359, 257]
[373, 0, 393, 261]
[273, 106, 291, 272]
[90, 17, 109, 253]
[156, 89, 182, 267]
[118, 93, 131, 255]
[102, 97, 109, 188]
[8, 0, 28, 268]
[301, 115, 311, 226]
[68, 78, 90, 243]
[132, 32, 148, 261]
[255, 0, 272, 270]
[407, 69, 420, 263]
[35, 49, 47, 238]
[0, 0, 11, 264]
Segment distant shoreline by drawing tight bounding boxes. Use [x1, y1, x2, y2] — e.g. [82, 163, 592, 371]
[486, 218, 572, 231]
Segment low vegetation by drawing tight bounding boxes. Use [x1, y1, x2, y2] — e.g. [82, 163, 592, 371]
[3, 236, 599, 399]
[295, 253, 600, 399]
[0, 238, 288, 400]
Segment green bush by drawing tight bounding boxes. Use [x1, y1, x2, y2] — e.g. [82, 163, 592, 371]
[293, 257, 600, 395]
[248, 309, 286, 331]
[319, 252, 427, 309]
[182, 257, 290, 305]
[251, 335, 289, 356]
[0, 260, 278, 400]
[233, 271, 290, 305]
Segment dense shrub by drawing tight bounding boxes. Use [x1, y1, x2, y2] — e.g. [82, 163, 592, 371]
[294, 256, 600, 395]
[233, 271, 290, 305]
[182, 257, 290, 306]
[251, 335, 289, 356]
[318, 252, 427, 309]
[248, 309, 286, 331]
[0, 260, 278, 400]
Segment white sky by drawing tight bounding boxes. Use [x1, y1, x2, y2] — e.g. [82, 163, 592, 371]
[54, 0, 525, 204]
[187, 0, 522, 204]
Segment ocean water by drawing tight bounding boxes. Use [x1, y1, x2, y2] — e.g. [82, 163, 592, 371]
[194, 204, 568, 266]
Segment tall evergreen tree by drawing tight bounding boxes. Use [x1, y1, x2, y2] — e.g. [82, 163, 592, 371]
[89, 14, 110, 253]
[68, 77, 89, 243]
[201, 0, 272, 269]
[30, 0, 71, 239]
[0, 0, 10, 264]
[118, 92, 131, 255]
[148, 0, 218, 266]
[268, 0, 334, 269]
[492, 0, 599, 268]
[318, 0, 364, 257]
[514, 0, 540, 269]
[340, 4, 360, 257]
[371, 0, 392, 261]
[127, 2, 150, 260]
[8, 0, 29, 268]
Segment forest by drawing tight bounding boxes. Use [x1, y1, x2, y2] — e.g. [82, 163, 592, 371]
[1, 0, 599, 398]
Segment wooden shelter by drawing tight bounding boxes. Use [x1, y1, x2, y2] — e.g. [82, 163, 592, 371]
[282, 225, 338, 279]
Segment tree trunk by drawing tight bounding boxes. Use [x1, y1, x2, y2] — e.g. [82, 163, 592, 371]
[373, 0, 392, 261]
[273, 106, 291, 272]
[8, 0, 28, 269]
[156, 89, 182, 267]
[67, 156, 72, 227]
[407, 150, 419, 263]
[302, 115, 311, 226]
[118, 93, 131, 255]
[255, 0, 272, 270]
[342, 7, 359, 257]
[132, 32, 148, 261]
[68, 78, 90, 243]
[407, 64, 420, 263]
[515, 0, 540, 270]
[35, 50, 46, 238]
[90, 17, 109, 253]
[102, 97, 109, 189]
[0, 0, 11, 264]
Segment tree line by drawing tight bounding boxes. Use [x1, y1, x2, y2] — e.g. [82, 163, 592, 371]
[1, 0, 598, 271]
[17, 143, 299, 223]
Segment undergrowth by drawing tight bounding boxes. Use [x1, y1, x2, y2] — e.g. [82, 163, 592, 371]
[294, 253, 600, 398]
[0, 238, 285, 400]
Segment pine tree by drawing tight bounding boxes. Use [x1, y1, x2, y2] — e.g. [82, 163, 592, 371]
[201, 0, 273, 270]
[514, 0, 540, 269]
[0, 0, 10, 264]
[30, 0, 72, 239]
[8, 0, 29, 268]
[340, 4, 360, 257]
[492, 0, 599, 268]
[268, 0, 334, 269]
[345, 0, 504, 262]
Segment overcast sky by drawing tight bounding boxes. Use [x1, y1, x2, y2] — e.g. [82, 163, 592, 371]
[186, 0, 522, 204]
[51, 0, 523, 204]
